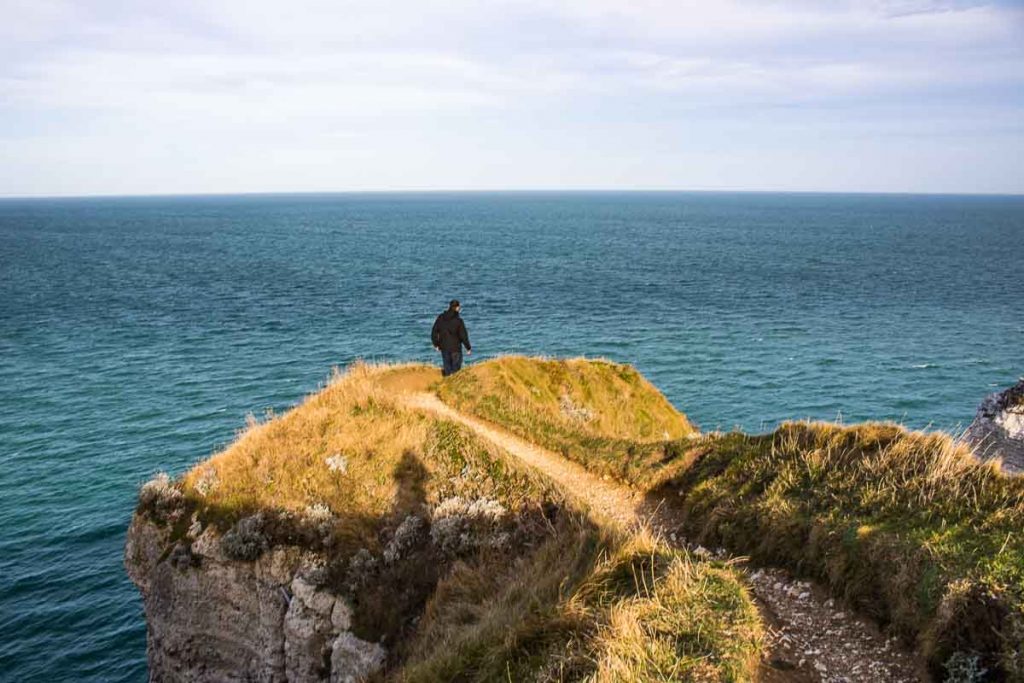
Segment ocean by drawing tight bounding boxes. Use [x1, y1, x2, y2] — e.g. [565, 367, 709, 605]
[1, 191, 1021, 680]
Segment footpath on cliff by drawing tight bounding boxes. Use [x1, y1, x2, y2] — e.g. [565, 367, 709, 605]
[385, 373, 926, 683]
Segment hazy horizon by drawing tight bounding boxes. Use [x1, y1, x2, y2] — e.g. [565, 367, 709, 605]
[4, 188, 1024, 201]
[3, 1, 1023, 197]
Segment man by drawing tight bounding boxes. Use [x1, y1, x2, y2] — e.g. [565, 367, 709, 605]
[431, 299, 471, 376]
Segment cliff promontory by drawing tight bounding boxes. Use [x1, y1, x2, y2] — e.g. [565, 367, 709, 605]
[127, 357, 1024, 681]
[125, 360, 761, 682]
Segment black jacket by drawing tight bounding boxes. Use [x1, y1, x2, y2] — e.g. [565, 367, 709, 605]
[431, 310, 471, 353]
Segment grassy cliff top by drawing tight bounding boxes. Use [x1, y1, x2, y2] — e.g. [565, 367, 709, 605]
[178, 362, 528, 529]
[438, 355, 694, 441]
[436, 356, 696, 485]
[135, 358, 763, 681]
[135, 355, 1024, 678]
[178, 356, 692, 523]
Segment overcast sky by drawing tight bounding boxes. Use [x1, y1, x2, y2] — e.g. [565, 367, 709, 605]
[1, 0, 1022, 196]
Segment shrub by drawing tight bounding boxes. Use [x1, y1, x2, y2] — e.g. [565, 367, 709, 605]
[945, 651, 988, 683]
[137, 472, 184, 521]
[383, 515, 426, 564]
[429, 496, 509, 556]
[220, 513, 269, 561]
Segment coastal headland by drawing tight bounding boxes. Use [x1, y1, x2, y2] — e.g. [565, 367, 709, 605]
[126, 357, 1024, 682]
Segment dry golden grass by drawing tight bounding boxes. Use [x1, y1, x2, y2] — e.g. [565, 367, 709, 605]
[183, 361, 435, 525]
[436, 356, 696, 484]
[397, 525, 762, 683]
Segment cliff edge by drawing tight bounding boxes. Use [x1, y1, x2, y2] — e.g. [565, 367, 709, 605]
[125, 510, 383, 682]
[125, 359, 762, 682]
[127, 357, 1024, 681]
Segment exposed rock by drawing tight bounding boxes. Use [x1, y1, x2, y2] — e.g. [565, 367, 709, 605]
[965, 378, 1024, 474]
[429, 496, 508, 556]
[330, 633, 386, 683]
[124, 515, 384, 682]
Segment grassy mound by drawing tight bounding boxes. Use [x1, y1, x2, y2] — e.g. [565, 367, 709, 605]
[177, 362, 549, 549]
[135, 362, 761, 681]
[436, 356, 695, 484]
[651, 422, 1024, 680]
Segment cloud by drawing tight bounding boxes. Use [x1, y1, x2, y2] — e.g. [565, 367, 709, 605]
[0, 0, 1021, 194]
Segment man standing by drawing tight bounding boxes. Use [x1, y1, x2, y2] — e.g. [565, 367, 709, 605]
[432, 299, 471, 376]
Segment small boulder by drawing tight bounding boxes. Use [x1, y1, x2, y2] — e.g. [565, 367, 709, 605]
[330, 632, 386, 683]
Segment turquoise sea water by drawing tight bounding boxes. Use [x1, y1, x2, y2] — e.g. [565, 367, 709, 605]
[1, 192, 1021, 680]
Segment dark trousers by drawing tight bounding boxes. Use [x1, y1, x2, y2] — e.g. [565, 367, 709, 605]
[441, 349, 463, 376]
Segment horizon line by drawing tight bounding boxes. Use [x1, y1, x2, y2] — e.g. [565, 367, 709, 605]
[2, 187, 1023, 201]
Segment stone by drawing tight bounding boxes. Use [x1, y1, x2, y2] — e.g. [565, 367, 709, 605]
[331, 600, 352, 631]
[965, 378, 1024, 473]
[330, 632, 386, 683]
[125, 514, 386, 682]
[292, 576, 336, 616]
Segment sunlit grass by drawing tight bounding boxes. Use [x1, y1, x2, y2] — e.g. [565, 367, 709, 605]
[398, 527, 762, 683]
[436, 355, 696, 484]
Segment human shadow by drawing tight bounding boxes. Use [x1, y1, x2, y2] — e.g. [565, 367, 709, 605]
[390, 449, 428, 517]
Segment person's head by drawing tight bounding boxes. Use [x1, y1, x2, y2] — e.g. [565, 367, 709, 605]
[448, 299, 461, 313]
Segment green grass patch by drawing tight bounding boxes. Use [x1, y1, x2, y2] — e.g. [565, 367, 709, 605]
[437, 356, 695, 486]
[651, 421, 1024, 680]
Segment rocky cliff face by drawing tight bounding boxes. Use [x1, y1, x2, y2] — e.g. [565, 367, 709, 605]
[965, 378, 1024, 474]
[124, 515, 385, 683]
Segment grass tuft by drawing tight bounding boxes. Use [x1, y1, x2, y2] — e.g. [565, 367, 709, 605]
[397, 526, 762, 683]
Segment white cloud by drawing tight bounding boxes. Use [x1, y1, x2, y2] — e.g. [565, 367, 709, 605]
[0, 0, 1021, 194]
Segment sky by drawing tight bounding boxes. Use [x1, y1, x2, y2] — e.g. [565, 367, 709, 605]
[1, 0, 1023, 196]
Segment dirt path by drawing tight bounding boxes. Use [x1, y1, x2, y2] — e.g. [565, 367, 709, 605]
[402, 392, 647, 530]
[400, 391, 926, 683]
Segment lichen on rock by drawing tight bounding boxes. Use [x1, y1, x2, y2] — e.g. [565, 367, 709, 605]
[429, 496, 509, 556]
